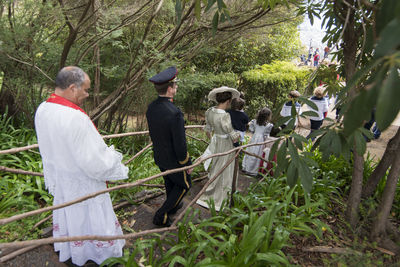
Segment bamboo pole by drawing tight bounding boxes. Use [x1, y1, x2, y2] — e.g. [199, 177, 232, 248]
[0, 245, 42, 263]
[185, 133, 209, 145]
[0, 166, 43, 177]
[0, 125, 203, 155]
[0, 227, 177, 250]
[0, 144, 39, 155]
[124, 142, 152, 164]
[230, 153, 240, 208]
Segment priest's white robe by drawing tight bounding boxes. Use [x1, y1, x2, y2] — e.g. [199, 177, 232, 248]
[35, 101, 128, 266]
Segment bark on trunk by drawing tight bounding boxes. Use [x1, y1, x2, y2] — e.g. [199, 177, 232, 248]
[93, 45, 100, 107]
[371, 152, 400, 241]
[340, 1, 365, 228]
[362, 127, 400, 198]
[345, 151, 364, 228]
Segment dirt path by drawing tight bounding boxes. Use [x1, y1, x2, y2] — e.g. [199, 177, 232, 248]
[296, 102, 399, 162]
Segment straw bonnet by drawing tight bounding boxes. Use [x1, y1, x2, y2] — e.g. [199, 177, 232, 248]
[208, 86, 240, 102]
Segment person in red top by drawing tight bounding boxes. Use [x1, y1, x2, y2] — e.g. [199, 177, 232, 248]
[314, 53, 320, 67]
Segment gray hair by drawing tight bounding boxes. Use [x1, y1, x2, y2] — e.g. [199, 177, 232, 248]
[55, 66, 86, 90]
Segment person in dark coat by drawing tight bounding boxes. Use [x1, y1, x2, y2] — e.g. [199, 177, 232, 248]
[146, 66, 193, 227]
[227, 97, 249, 147]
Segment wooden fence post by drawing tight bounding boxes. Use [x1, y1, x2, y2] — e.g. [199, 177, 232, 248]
[230, 151, 240, 208]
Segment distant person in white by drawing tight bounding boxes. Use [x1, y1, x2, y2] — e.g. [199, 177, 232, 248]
[280, 90, 301, 129]
[306, 85, 329, 140]
[35, 66, 128, 266]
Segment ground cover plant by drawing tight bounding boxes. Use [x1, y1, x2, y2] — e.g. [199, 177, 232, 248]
[101, 145, 400, 266]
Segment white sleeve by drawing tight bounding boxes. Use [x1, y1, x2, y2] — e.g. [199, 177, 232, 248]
[69, 115, 129, 181]
[280, 105, 286, 117]
[204, 108, 213, 133]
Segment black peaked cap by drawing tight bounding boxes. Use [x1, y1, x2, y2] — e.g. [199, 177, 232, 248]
[149, 66, 178, 85]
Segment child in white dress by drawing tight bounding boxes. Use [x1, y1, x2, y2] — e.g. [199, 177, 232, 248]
[242, 107, 276, 176]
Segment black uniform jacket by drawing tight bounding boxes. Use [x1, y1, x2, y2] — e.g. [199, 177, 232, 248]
[146, 96, 192, 170]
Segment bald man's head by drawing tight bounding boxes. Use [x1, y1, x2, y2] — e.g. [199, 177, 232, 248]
[55, 66, 87, 90]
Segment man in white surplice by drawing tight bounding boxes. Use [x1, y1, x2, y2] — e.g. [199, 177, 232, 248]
[35, 66, 128, 266]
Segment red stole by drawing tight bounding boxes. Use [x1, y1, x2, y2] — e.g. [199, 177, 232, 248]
[46, 93, 89, 116]
[46, 93, 97, 130]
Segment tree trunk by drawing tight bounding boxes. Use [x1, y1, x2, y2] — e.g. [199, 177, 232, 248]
[371, 151, 400, 253]
[362, 128, 400, 198]
[345, 150, 364, 228]
[93, 45, 100, 106]
[58, 0, 93, 68]
[92, 0, 100, 107]
[338, 0, 365, 228]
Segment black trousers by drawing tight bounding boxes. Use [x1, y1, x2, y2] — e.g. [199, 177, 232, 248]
[154, 168, 192, 224]
[307, 119, 323, 140]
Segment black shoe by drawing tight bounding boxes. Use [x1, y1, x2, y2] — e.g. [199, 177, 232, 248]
[153, 215, 172, 227]
[168, 202, 183, 215]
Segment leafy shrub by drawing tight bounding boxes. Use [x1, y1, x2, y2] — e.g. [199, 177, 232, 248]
[174, 72, 238, 117]
[240, 61, 311, 118]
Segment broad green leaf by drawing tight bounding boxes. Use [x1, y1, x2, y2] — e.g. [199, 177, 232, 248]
[330, 130, 342, 157]
[285, 116, 296, 131]
[298, 96, 318, 110]
[353, 130, 367, 156]
[376, 66, 400, 131]
[308, 128, 325, 141]
[292, 133, 308, 143]
[342, 58, 384, 97]
[276, 116, 291, 126]
[205, 0, 216, 12]
[216, 0, 226, 10]
[339, 132, 351, 162]
[268, 139, 280, 161]
[300, 111, 319, 117]
[223, 9, 231, 22]
[292, 134, 303, 150]
[375, 18, 400, 57]
[195, 0, 201, 20]
[287, 140, 300, 165]
[308, 9, 314, 25]
[255, 252, 289, 264]
[219, 12, 226, 23]
[212, 12, 219, 36]
[175, 0, 182, 24]
[376, 0, 400, 34]
[291, 102, 297, 116]
[343, 82, 378, 137]
[298, 160, 313, 193]
[301, 153, 319, 168]
[275, 142, 288, 177]
[169, 255, 188, 266]
[286, 161, 298, 188]
[319, 130, 334, 161]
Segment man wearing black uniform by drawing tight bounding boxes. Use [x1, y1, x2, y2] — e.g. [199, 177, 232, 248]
[146, 66, 193, 227]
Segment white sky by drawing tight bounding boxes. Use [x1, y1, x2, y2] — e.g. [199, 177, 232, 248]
[298, 15, 327, 51]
